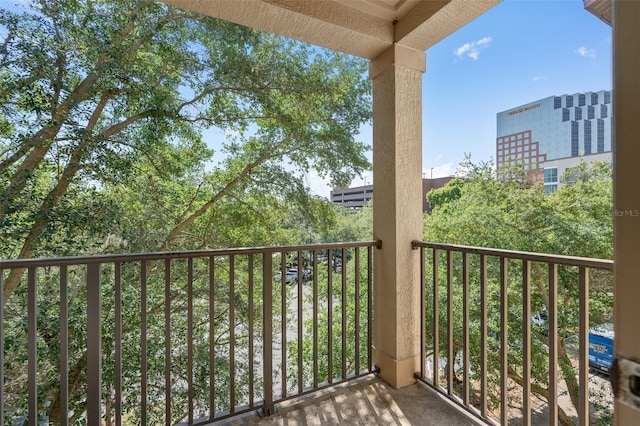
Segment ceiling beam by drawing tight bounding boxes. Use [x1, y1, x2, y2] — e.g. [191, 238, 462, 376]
[163, 0, 500, 59]
[396, 0, 500, 51]
[164, 0, 392, 58]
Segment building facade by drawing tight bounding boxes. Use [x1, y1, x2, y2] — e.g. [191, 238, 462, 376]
[496, 90, 612, 190]
[330, 184, 373, 210]
[331, 177, 454, 212]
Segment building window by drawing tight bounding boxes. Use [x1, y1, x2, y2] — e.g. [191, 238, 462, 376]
[604, 91, 611, 104]
[566, 96, 574, 108]
[574, 107, 582, 121]
[587, 105, 595, 120]
[571, 121, 579, 156]
[597, 119, 605, 152]
[591, 92, 599, 105]
[601, 104, 608, 119]
[562, 108, 570, 122]
[578, 93, 586, 106]
[544, 168, 558, 183]
[554, 96, 562, 109]
[544, 167, 558, 194]
[584, 120, 592, 155]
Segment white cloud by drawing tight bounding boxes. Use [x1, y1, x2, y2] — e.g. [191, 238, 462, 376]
[423, 163, 455, 179]
[455, 43, 473, 57]
[576, 46, 596, 59]
[532, 76, 547, 82]
[454, 36, 493, 61]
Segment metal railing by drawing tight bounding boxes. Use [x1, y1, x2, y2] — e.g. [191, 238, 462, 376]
[0, 241, 378, 425]
[412, 241, 614, 425]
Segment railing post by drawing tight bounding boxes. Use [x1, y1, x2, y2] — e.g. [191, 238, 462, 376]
[28, 267, 37, 426]
[548, 263, 558, 424]
[86, 263, 102, 425]
[418, 246, 425, 379]
[60, 266, 69, 426]
[578, 267, 589, 425]
[522, 260, 531, 426]
[432, 249, 439, 387]
[262, 253, 274, 416]
[499, 257, 508, 425]
[0, 268, 4, 424]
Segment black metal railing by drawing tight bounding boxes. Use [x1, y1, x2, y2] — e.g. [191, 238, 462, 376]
[412, 241, 614, 425]
[0, 241, 378, 425]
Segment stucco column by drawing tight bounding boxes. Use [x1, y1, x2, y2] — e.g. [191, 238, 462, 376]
[613, 1, 640, 424]
[369, 43, 425, 389]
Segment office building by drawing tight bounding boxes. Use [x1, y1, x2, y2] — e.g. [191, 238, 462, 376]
[496, 90, 612, 191]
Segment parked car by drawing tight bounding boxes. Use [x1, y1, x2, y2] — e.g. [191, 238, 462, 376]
[589, 322, 614, 374]
[285, 269, 298, 283]
[284, 267, 311, 283]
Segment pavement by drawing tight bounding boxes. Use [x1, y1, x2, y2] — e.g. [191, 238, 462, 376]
[221, 375, 484, 426]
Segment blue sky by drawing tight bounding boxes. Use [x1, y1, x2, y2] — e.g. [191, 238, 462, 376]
[1, 0, 611, 198]
[326, 0, 612, 197]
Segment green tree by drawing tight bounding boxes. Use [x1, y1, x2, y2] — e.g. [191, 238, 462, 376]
[320, 202, 372, 243]
[424, 156, 613, 424]
[1, 1, 372, 422]
[426, 177, 464, 210]
[0, 0, 371, 299]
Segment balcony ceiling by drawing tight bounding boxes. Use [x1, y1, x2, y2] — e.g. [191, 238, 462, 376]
[583, 0, 611, 25]
[163, 0, 500, 59]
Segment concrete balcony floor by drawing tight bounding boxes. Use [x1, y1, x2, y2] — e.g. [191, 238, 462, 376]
[223, 376, 483, 426]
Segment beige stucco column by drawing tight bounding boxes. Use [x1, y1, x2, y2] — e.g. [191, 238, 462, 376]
[369, 43, 425, 389]
[613, 1, 640, 424]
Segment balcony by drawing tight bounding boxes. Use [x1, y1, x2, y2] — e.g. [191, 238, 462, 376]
[0, 241, 613, 425]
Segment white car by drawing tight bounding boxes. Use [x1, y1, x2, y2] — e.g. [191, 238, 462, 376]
[285, 269, 298, 283]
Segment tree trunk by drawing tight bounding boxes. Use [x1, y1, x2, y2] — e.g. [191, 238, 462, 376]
[2, 144, 87, 304]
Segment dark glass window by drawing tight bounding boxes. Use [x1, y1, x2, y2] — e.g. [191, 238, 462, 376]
[566, 96, 574, 108]
[584, 120, 592, 154]
[588, 105, 595, 119]
[554, 96, 562, 109]
[571, 121, 579, 156]
[578, 94, 586, 106]
[575, 107, 582, 121]
[591, 92, 599, 105]
[604, 91, 611, 104]
[597, 119, 605, 152]
[562, 108, 570, 122]
[601, 104, 608, 118]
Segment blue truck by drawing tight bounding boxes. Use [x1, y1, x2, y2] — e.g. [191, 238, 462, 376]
[588, 322, 614, 374]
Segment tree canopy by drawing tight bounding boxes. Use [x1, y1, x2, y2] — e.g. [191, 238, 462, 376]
[0, 0, 372, 299]
[1, 1, 374, 422]
[425, 156, 612, 259]
[423, 156, 613, 424]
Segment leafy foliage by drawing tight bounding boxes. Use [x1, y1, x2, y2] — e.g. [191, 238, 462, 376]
[424, 156, 613, 424]
[0, 1, 373, 423]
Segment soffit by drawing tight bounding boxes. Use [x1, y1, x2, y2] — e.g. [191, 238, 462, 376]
[163, 0, 501, 59]
[583, 0, 611, 26]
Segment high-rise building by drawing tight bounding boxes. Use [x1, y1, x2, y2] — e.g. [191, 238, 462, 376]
[496, 90, 612, 192]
